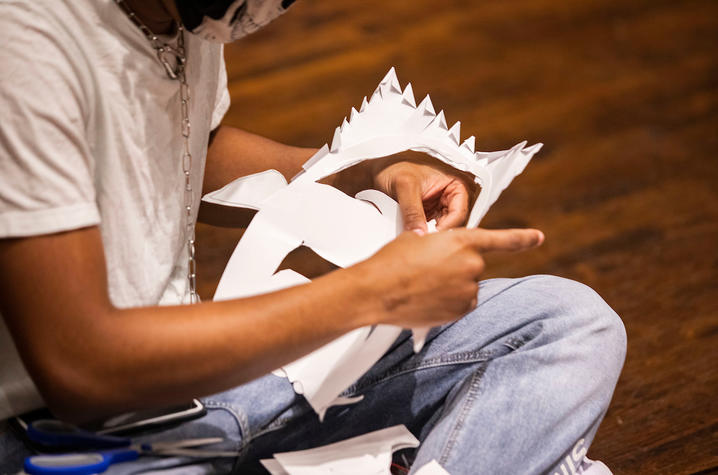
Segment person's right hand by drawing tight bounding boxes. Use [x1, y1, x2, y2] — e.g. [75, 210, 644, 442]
[350, 228, 544, 329]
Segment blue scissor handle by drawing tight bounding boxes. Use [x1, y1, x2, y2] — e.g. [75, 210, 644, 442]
[24, 449, 140, 475]
[27, 420, 131, 449]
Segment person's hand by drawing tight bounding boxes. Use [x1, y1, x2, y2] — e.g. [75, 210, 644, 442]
[372, 153, 478, 234]
[349, 227, 544, 329]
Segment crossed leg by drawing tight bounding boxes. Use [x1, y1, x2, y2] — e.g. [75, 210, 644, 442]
[230, 275, 626, 474]
[1, 275, 625, 475]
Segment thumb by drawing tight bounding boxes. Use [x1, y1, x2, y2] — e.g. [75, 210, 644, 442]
[394, 177, 428, 234]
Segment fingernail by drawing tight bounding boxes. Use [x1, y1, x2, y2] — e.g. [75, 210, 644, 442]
[536, 230, 545, 245]
[412, 228, 426, 236]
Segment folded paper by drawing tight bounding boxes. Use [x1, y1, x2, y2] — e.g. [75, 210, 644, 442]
[260, 424, 420, 475]
[203, 67, 542, 419]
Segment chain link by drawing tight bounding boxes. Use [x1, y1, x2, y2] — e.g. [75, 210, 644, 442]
[115, 0, 200, 304]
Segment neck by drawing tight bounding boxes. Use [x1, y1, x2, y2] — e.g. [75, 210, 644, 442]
[123, 0, 181, 35]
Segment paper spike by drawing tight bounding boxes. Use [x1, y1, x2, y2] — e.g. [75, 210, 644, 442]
[369, 87, 382, 104]
[360, 96, 369, 112]
[380, 70, 402, 97]
[341, 117, 349, 132]
[349, 107, 359, 123]
[507, 140, 528, 156]
[448, 121, 461, 144]
[418, 95, 436, 116]
[301, 144, 329, 171]
[380, 67, 398, 87]
[389, 75, 402, 94]
[401, 83, 416, 107]
[428, 110, 448, 130]
[330, 126, 342, 152]
[523, 142, 543, 154]
[461, 136, 476, 153]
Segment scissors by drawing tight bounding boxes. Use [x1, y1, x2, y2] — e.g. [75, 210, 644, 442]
[23, 419, 236, 475]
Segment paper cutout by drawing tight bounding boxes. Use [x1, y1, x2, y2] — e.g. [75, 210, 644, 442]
[203, 67, 542, 419]
[260, 424, 420, 475]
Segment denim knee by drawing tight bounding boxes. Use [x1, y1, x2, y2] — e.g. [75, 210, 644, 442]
[523, 274, 627, 381]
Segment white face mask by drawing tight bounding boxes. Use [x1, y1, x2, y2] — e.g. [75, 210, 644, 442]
[176, 0, 297, 43]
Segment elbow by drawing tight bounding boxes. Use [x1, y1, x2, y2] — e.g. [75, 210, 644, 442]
[33, 358, 124, 425]
[24, 323, 130, 424]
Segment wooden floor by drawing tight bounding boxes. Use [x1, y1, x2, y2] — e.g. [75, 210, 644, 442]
[195, 1, 718, 473]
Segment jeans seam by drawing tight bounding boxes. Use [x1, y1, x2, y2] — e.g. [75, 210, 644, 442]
[343, 349, 494, 396]
[439, 364, 487, 467]
[476, 277, 541, 309]
[202, 400, 251, 467]
[437, 329, 535, 467]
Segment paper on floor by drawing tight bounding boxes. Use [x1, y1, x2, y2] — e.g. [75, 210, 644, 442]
[260, 424, 420, 475]
[203, 67, 541, 419]
[415, 460, 451, 475]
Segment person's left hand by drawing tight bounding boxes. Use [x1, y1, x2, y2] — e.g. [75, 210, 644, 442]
[372, 153, 478, 234]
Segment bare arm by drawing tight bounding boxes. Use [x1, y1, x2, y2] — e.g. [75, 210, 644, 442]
[0, 223, 542, 424]
[0, 227, 377, 423]
[203, 126, 316, 194]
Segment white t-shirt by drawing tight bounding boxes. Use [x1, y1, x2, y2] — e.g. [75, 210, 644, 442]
[0, 0, 230, 420]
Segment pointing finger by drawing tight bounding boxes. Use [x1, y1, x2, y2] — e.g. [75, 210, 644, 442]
[462, 228, 545, 253]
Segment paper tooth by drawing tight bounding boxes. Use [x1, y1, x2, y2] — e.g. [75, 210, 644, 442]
[360, 96, 369, 112]
[427, 110, 448, 130]
[390, 77, 402, 94]
[379, 67, 397, 84]
[380, 67, 401, 94]
[401, 83, 416, 107]
[418, 95, 436, 117]
[523, 143, 543, 154]
[330, 126, 342, 152]
[341, 117, 349, 132]
[448, 121, 461, 144]
[461, 135, 476, 153]
[349, 107, 359, 123]
[301, 144, 329, 170]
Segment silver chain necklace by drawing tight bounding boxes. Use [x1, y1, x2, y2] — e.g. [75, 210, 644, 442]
[114, 0, 199, 304]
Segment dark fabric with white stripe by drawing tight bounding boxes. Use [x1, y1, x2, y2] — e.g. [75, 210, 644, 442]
[176, 0, 297, 43]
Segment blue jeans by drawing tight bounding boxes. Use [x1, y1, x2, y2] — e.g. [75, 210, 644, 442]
[0, 275, 626, 474]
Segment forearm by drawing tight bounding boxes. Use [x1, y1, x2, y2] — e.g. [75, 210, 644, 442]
[200, 125, 385, 227]
[203, 125, 388, 198]
[53, 271, 376, 420]
[0, 227, 379, 423]
[30, 269, 376, 423]
[203, 126, 316, 193]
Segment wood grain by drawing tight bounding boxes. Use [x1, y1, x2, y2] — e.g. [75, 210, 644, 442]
[196, 0, 718, 472]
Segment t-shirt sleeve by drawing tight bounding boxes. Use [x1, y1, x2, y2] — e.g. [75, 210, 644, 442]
[210, 45, 231, 131]
[0, 4, 99, 238]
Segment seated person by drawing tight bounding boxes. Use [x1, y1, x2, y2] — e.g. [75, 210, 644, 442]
[0, 0, 626, 473]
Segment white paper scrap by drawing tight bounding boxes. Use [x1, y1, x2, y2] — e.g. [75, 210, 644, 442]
[203, 67, 542, 419]
[415, 460, 451, 475]
[260, 424, 420, 475]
